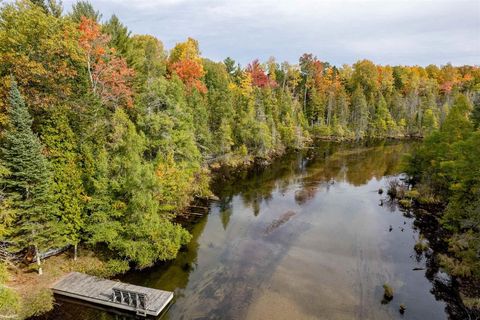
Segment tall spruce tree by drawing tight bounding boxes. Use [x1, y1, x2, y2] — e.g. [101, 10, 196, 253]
[103, 15, 133, 62]
[69, 0, 101, 23]
[0, 82, 61, 274]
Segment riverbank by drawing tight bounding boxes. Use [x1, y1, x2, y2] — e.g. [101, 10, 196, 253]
[389, 180, 480, 316]
[50, 140, 459, 319]
[5, 139, 414, 319]
[208, 135, 416, 182]
[22, 140, 477, 319]
[0, 139, 350, 318]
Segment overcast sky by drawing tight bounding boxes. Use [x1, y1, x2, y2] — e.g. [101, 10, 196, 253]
[62, 0, 479, 66]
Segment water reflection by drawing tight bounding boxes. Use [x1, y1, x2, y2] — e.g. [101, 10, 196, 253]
[37, 141, 468, 320]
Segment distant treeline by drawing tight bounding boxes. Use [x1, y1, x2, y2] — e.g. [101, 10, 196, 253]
[0, 0, 479, 277]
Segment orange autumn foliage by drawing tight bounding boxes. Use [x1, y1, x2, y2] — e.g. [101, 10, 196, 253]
[169, 58, 207, 94]
[78, 17, 135, 107]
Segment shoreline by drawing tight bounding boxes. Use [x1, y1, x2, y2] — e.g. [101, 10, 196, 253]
[12, 137, 415, 319]
[390, 182, 480, 317]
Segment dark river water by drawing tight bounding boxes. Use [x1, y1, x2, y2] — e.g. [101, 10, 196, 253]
[40, 141, 466, 320]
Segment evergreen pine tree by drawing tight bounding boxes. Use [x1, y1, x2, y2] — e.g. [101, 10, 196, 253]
[29, 0, 49, 13]
[69, 0, 101, 23]
[103, 15, 133, 61]
[0, 82, 61, 274]
[0, 162, 15, 240]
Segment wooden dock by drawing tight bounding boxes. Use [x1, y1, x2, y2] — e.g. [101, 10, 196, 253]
[52, 272, 173, 317]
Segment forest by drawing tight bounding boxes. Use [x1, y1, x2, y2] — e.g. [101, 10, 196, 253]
[402, 94, 480, 308]
[0, 0, 479, 318]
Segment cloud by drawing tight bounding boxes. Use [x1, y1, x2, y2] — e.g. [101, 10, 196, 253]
[62, 0, 480, 66]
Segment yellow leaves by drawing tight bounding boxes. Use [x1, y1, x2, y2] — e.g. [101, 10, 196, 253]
[81, 195, 93, 203]
[228, 82, 238, 91]
[210, 162, 221, 170]
[227, 73, 254, 100]
[155, 161, 178, 180]
[449, 182, 464, 192]
[154, 153, 205, 210]
[377, 65, 394, 93]
[112, 201, 127, 210]
[169, 37, 201, 64]
[239, 73, 253, 97]
[0, 2, 83, 110]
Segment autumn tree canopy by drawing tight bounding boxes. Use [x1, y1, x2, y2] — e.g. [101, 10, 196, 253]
[78, 16, 135, 108]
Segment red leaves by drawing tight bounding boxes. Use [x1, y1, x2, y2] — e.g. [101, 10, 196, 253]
[440, 81, 454, 94]
[93, 55, 135, 108]
[169, 58, 207, 94]
[299, 54, 325, 90]
[246, 59, 276, 88]
[78, 17, 134, 108]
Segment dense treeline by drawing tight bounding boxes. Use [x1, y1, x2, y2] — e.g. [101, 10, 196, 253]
[404, 95, 480, 308]
[0, 0, 479, 283]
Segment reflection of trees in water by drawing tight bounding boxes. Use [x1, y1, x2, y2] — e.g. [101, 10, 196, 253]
[166, 141, 420, 319]
[303, 142, 409, 186]
[215, 141, 413, 219]
[381, 196, 476, 319]
[34, 216, 212, 320]
[382, 185, 476, 319]
[31, 297, 137, 320]
[213, 152, 303, 220]
[295, 142, 412, 206]
[218, 196, 233, 230]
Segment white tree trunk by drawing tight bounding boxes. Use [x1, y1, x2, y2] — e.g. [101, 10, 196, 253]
[35, 245, 43, 275]
[303, 85, 308, 115]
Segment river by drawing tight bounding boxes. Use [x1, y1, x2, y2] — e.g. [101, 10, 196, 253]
[40, 141, 464, 319]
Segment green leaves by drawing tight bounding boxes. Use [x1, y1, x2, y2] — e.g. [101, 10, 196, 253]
[1, 1, 479, 280]
[83, 109, 194, 267]
[38, 106, 85, 246]
[0, 1, 83, 113]
[406, 94, 480, 279]
[1, 82, 62, 253]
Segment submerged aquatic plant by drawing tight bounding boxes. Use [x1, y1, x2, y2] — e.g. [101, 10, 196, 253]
[382, 283, 394, 304]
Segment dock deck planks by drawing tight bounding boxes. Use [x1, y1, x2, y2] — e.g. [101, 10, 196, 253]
[52, 272, 173, 316]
